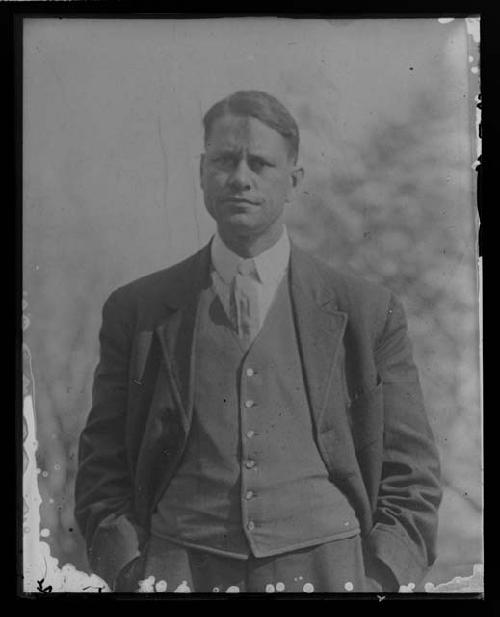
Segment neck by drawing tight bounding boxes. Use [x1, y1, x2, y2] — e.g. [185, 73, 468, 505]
[218, 223, 284, 258]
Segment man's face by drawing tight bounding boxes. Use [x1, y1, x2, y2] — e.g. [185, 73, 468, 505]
[200, 114, 302, 240]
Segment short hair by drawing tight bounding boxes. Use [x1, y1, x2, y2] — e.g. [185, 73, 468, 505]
[203, 90, 300, 163]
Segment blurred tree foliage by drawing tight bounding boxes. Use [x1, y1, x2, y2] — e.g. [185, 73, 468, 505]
[286, 87, 481, 582]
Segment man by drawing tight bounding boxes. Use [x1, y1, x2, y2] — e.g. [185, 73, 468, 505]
[75, 90, 442, 593]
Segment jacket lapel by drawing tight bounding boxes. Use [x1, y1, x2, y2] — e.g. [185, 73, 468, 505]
[289, 245, 348, 429]
[152, 241, 348, 434]
[154, 244, 212, 431]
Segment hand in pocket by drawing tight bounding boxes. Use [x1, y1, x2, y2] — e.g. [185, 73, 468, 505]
[114, 555, 145, 592]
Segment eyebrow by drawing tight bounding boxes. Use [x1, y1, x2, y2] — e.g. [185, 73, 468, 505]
[209, 148, 276, 164]
[248, 153, 275, 165]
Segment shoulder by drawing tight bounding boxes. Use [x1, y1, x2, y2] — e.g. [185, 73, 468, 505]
[291, 245, 396, 341]
[104, 246, 209, 316]
[292, 245, 393, 309]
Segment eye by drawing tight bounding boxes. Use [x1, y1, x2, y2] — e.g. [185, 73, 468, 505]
[211, 154, 235, 169]
[249, 157, 272, 172]
[249, 160, 264, 172]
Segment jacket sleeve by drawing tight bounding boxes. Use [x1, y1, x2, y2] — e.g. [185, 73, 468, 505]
[365, 292, 442, 589]
[74, 290, 145, 589]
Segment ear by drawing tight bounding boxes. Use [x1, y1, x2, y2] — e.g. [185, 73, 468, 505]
[290, 165, 304, 191]
[199, 153, 205, 189]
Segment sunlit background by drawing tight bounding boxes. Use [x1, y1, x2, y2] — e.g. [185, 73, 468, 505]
[23, 17, 481, 589]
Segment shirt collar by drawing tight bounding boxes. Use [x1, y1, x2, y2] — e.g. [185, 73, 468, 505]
[211, 226, 290, 286]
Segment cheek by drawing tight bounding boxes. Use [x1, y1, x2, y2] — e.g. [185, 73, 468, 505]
[266, 179, 291, 204]
[205, 171, 227, 193]
[201, 176, 218, 200]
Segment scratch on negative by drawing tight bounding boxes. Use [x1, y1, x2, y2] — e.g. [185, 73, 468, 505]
[157, 115, 169, 217]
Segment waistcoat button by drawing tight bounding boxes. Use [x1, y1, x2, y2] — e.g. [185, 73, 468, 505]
[244, 400, 254, 408]
[246, 368, 255, 377]
[247, 521, 255, 531]
[245, 459, 256, 469]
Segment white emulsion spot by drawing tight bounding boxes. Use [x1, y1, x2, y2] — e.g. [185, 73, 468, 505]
[23, 356, 112, 593]
[40, 528, 50, 538]
[303, 582, 314, 593]
[344, 581, 354, 591]
[276, 582, 285, 591]
[265, 584, 276, 592]
[438, 17, 455, 24]
[174, 580, 191, 593]
[155, 580, 167, 592]
[226, 585, 240, 593]
[466, 17, 480, 44]
[138, 576, 156, 593]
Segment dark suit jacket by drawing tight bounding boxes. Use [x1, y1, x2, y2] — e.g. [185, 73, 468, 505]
[74, 242, 442, 590]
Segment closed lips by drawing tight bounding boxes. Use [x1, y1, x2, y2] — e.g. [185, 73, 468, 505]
[224, 198, 259, 204]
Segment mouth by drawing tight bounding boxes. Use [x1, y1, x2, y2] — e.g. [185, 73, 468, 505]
[222, 197, 260, 206]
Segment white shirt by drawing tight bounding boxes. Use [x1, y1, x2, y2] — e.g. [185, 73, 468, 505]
[210, 226, 291, 333]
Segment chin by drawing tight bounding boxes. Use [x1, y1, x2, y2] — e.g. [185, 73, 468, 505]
[222, 215, 260, 233]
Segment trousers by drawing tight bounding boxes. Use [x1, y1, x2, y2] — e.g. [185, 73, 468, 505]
[119, 534, 376, 593]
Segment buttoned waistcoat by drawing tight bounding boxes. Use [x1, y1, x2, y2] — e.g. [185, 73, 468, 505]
[74, 241, 442, 589]
[151, 279, 360, 556]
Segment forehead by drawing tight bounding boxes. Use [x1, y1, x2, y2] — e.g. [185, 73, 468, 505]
[205, 114, 289, 157]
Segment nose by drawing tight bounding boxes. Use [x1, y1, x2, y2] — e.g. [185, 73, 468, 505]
[228, 159, 252, 191]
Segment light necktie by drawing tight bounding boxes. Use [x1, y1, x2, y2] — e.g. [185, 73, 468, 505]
[231, 259, 260, 346]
